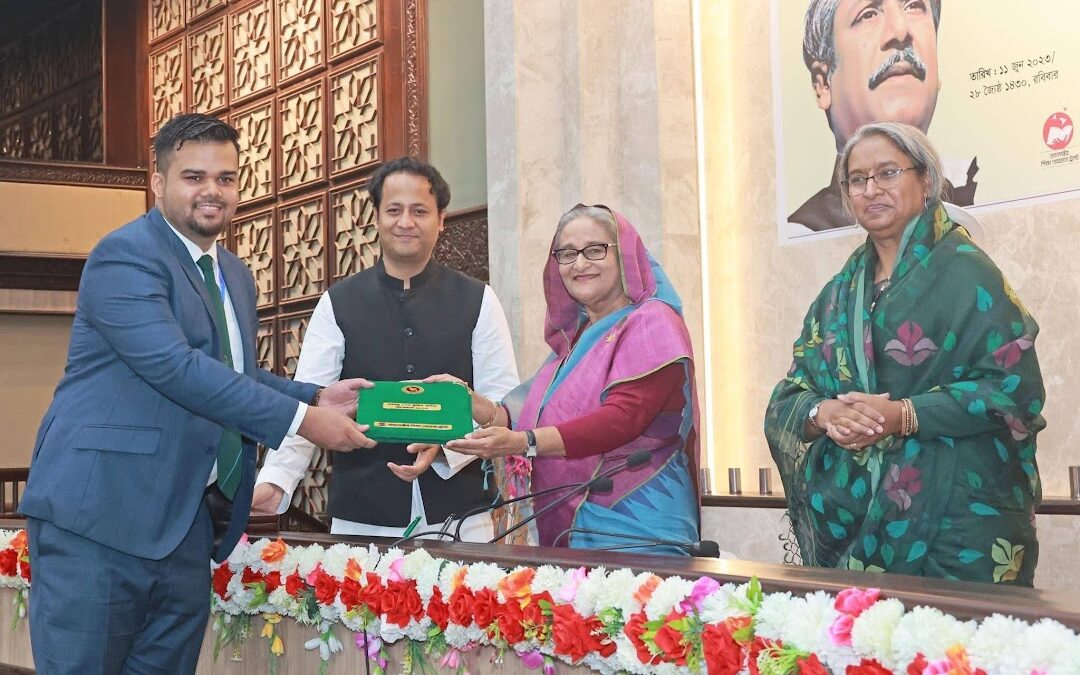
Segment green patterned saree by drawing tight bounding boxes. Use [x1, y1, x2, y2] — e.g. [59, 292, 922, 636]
[765, 205, 1045, 585]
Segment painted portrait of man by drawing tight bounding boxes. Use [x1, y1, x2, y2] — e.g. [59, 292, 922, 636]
[789, 0, 978, 231]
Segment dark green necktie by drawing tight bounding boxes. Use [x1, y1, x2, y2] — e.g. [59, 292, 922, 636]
[197, 254, 243, 500]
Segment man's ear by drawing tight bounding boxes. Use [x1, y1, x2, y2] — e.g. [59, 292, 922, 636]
[437, 210, 446, 234]
[810, 60, 832, 112]
[151, 171, 165, 201]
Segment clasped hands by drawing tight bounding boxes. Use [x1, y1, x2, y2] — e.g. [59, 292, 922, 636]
[815, 392, 903, 452]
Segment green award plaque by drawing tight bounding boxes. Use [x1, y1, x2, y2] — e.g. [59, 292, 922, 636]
[355, 381, 473, 444]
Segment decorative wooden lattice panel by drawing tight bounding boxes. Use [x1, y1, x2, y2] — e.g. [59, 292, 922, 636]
[0, 0, 103, 162]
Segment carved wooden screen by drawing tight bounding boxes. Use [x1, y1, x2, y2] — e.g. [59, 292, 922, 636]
[147, 0, 427, 520]
[0, 0, 103, 162]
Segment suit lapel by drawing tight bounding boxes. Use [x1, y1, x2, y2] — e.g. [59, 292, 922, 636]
[219, 253, 256, 375]
[146, 208, 229, 360]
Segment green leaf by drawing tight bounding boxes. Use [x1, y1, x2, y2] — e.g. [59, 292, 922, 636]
[959, 549, 985, 564]
[994, 438, 1009, 462]
[881, 544, 895, 567]
[940, 517, 952, 530]
[834, 461, 850, 489]
[1013, 486, 1025, 508]
[863, 534, 878, 557]
[1029, 399, 1043, 415]
[1001, 375, 1021, 393]
[956, 244, 977, 252]
[1011, 321, 1025, 337]
[827, 521, 848, 539]
[970, 502, 1001, 516]
[903, 438, 921, 459]
[986, 331, 1004, 352]
[943, 332, 957, 351]
[811, 493, 825, 514]
[939, 436, 955, 447]
[991, 540, 1012, 565]
[964, 470, 983, 489]
[886, 519, 909, 538]
[851, 476, 867, 500]
[837, 507, 855, 525]
[848, 557, 865, 572]
[967, 399, 987, 417]
[976, 286, 993, 311]
[906, 541, 927, 562]
[952, 381, 979, 392]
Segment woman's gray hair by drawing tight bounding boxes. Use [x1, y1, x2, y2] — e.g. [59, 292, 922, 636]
[836, 122, 947, 221]
[802, 0, 941, 73]
[554, 204, 618, 245]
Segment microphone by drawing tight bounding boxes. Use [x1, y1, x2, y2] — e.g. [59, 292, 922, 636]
[553, 528, 722, 558]
[487, 450, 652, 544]
[452, 449, 650, 542]
[389, 513, 461, 547]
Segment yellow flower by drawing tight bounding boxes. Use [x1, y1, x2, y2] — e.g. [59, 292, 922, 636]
[271, 635, 284, 656]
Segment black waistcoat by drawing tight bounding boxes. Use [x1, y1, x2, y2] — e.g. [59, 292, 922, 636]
[326, 259, 489, 526]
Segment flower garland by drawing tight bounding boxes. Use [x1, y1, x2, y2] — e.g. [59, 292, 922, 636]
[3, 529, 1080, 673]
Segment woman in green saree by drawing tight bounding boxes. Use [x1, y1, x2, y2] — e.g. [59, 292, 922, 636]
[765, 122, 1045, 585]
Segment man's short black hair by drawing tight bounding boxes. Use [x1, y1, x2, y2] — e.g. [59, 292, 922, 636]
[368, 157, 451, 212]
[154, 113, 240, 172]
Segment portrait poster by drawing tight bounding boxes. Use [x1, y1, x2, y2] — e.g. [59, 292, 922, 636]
[772, 0, 1080, 243]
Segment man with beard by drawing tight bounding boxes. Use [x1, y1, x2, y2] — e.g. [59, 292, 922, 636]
[20, 113, 373, 673]
[252, 157, 519, 542]
[789, 0, 978, 232]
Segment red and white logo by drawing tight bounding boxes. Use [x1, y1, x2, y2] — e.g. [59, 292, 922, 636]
[1043, 112, 1073, 150]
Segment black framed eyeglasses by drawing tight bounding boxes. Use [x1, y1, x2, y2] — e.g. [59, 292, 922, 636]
[551, 243, 617, 265]
[841, 166, 917, 196]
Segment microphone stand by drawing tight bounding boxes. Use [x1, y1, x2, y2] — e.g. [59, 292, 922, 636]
[553, 527, 721, 557]
[453, 450, 650, 542]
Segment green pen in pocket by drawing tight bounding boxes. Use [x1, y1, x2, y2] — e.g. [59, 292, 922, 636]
[402, 515, 422, 538]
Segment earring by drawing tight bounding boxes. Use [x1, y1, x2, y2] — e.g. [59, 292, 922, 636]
[923, 194, 930, 209]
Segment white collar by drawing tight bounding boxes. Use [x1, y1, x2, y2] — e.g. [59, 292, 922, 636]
[163, 215, 219, 267]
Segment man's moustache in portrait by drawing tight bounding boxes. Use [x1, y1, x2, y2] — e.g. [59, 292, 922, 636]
[867, 48, 927, 90]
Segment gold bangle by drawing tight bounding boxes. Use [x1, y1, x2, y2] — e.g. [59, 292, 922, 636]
[479, 398, 499, 428]
[909, 399, 919, 436]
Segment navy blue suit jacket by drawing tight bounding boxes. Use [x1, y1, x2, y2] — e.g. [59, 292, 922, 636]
[21, 207, 318, 562]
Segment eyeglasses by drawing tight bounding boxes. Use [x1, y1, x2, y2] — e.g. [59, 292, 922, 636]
[551, 243, 617, 265]
[841, 167, 917, 196]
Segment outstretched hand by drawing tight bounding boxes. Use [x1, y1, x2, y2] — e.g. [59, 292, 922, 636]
[318, 378, 374, 417]
[445, 426, 526, 459]
[388, 444, 441, 482]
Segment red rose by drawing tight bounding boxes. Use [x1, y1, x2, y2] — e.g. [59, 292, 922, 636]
[0, 549, 17, 577]
[427, 586, 450, 630]
[241, 568, 265, 586]
[472, 588, 499, 629]
[591, 619, 617, 658]
[523, 592, 552, 628]
[497, 600, 526, 645]
[702, 623, 743, 675]
[339, 577, 362, 611]
[747, 637, 774, 675]
[652, 611, 690, 665]
[624, 612, 661, 665]
[847, 659, 892, 675]
[906, 654, 928, 675]
[382, 579, 423, 628]
[356, 573, 384, 612]
[285, 572, 305, 597]
[313, 569, 340, 606]
[796, 653, 829, 675]
[212, 563, 233, 600]
[18, 557, 30, 583]
[264, 571, 281, 594]
[448, 586, 475, 626]
[551, 604, 591, 662]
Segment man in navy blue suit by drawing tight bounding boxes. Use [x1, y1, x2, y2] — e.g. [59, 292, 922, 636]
[20, 114, 376, 673]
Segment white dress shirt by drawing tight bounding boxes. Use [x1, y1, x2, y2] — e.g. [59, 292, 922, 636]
[256, 283, 519, 541]
[163, 220, 306, 486]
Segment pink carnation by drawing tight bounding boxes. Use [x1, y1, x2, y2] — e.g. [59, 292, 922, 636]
[834, 587, 881, 617]
[829, 613, 855, 647]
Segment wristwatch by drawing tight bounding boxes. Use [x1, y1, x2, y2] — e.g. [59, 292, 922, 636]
[807, 402, 823, 432]
[523, 429, 538, 458]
